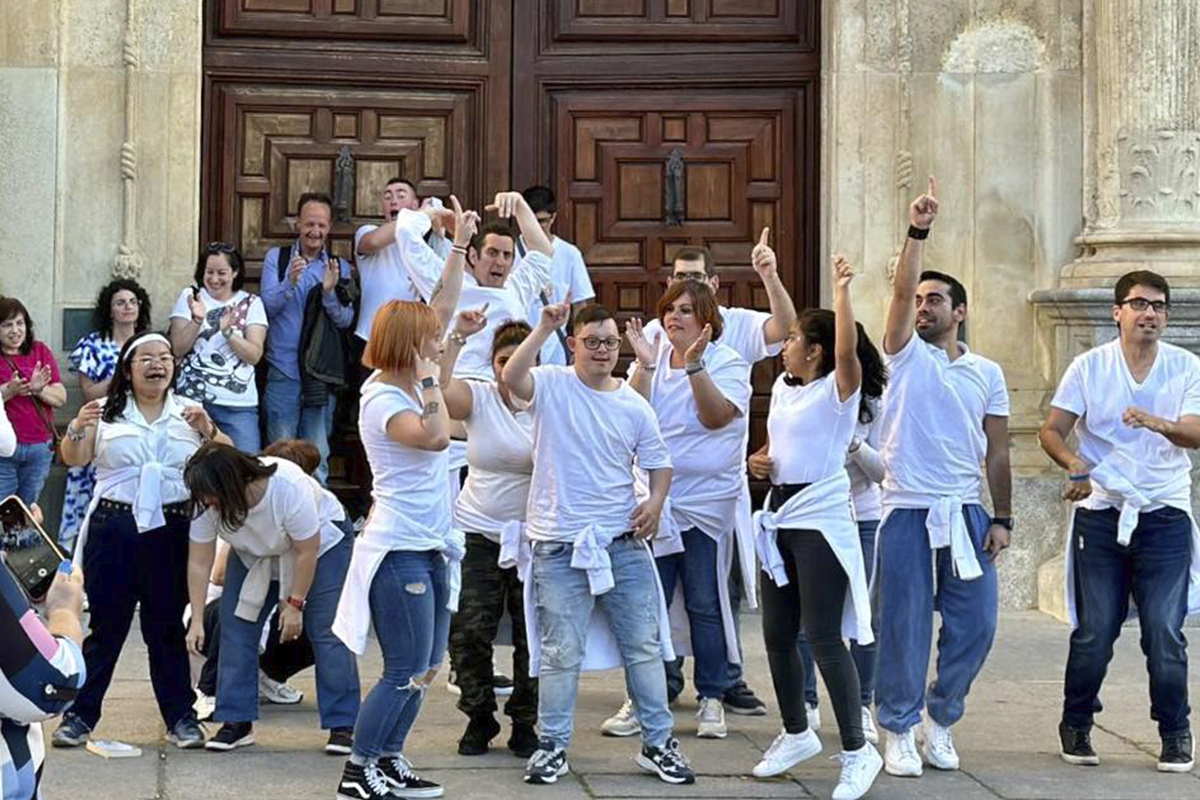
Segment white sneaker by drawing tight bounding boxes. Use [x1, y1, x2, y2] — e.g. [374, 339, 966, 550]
[258, 671, 303, 704]
[806, 702, 822, 733]
[884, 729, 923, 777]
[696, 697, 727, 739]
[861, 706, 879, 745]
[600, 698, 642, 737]
[833, 743, 883, 800]
[752, 729, 822, 778]
[919, 717, 960, 770]
[446, 669, 461, 696]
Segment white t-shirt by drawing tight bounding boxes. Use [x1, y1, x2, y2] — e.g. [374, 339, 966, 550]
[1052, 339, 1200, 508]
[170, 288, 268, 407]
[525, 366, 672, 542]
[647, 342, 751, 519]
[358, 371, 451, 549]
[452, 251, 552, 380]
[189, 458, 345, 561]
[518, 235, 595, 366]
[768, 372, 860, 485]
[878, 335, 1010, 499]
[454, 381, 535, 539]
[641, 305, 783, 367]
[354, 210, 440, 341]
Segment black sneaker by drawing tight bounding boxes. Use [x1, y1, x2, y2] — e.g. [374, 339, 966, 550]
[1159, 731, 1195, 773]
[458, 715, 501, 756]
[524, 739, 570, 785]
[493, 672, 515, 698]
[51, 714, 90, 748]
[325, 727, 354, 755]
[205, 721, 254, 752]
[336, 761, 392, 800]
[723, 682, 767, 717]
[377, 755, 444, 798]
[636, 737, 696, 784]
[167, 716, 207, 749]
[508, 723, 539, 758]
[1058, 721, 1099, 766]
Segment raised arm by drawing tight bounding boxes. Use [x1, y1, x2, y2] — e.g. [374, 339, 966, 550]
[831, 255, 862, 402]
[884, 177, 938, 355]
[623, 317, 660, 401]
[386, 353, 451, 451]
[428, 196, 477, 334]
[490, 192, 553, 258]
[504, 299, 569, 402]
[439, 306, 488, 420]
[750, 228, 798, 346]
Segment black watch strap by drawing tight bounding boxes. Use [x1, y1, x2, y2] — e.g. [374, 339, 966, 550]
[908, 225, 931, 240]
[991, 516, 1013, 531]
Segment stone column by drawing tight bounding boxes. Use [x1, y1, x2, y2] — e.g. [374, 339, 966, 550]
[1060, 0, 1200, 285]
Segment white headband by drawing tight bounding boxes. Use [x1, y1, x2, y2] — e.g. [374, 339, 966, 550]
[121, 332, 171, 362]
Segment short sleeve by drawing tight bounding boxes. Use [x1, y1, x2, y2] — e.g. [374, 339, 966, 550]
[883, 330, 924, 374]
[985, 363, 1010, 417]
[528, 365, 563, 409]
[566, 246, 595, 302]
[707, 349, 752, 415]
[39, 342, 62, 383]
[719, 308, 773, 364]
[1050, 356, 1087, 417]
[634, 400, 673, 470]
[189, 510, 218, 543]
[1181, 354, 1200, 418]
[824, 372, 861, 415]
[170, 287, 192, 320]
[466, 379, 488, 420]
[354, 224, 379, 254]
[279, 478, 321, 542]
[366, 387, 420, 438]
[245, 294, 269, 328]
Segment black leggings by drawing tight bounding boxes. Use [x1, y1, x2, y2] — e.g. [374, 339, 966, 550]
[760, 505, 864, 750]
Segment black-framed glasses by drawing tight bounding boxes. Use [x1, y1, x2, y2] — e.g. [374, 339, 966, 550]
[205, 241, 237, 254]
[581, 337, 622, 352]
[1119, 297, 1170, 314]
[669, 271, 709, 283]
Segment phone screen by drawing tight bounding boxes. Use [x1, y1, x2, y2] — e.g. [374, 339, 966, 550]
[0, 496, 65, 600]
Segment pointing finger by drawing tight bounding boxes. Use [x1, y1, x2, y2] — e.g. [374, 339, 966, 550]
[927, 176, 937, 199]
[758, 227, 770, 247]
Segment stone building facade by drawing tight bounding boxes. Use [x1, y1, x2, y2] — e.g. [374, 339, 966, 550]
[1, 0, 1196, 615]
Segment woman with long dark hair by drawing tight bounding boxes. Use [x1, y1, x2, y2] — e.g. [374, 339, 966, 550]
[0, 296, 67, 506]
[59, 278, 153, 550]
[169, 242, 268, 452]
[747, 257, 885, 800]
[183, 442, 359, 754]
[51, 333, 229, 750]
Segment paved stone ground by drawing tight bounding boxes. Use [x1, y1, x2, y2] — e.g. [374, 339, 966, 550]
[40, 612, 1200, 799]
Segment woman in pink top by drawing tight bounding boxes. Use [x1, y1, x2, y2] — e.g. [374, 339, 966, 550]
[0, 296, 66, 504]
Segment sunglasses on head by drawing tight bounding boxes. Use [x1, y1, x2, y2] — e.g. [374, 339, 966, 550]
[205, 242, 237, 254]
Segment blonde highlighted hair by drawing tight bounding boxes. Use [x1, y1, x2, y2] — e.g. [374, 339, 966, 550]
[362, 300, 440, 374]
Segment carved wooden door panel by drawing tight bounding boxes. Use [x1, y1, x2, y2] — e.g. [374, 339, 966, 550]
[513, 0, 821, 456]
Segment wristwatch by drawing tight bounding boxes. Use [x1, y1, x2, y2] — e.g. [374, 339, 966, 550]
[420, 376, 437, 390]
[991, 516, 1014, 531]
[285, 595, 306, 612]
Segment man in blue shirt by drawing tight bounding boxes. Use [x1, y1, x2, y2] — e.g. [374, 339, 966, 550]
[259, 192, 355, 482]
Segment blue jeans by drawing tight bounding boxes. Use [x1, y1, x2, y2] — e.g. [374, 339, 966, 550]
[205, 403, 261, 454]
[263, 366, 335, 483]
[352, 550, 450, 760]
[216, 536, 360, 728]
[533, 537, 674, 750]
[656, 527, 730, 699]
[0, 440, 54, 505]
[1063, 506, 1191, 735]
[875, 505, 997, 734]
[800, 519, 879, 707]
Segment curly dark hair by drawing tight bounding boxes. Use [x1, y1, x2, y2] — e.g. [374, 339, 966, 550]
[93, 279, 152, 339]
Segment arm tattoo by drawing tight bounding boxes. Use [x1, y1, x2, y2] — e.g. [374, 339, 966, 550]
[422, 401, 440, 418]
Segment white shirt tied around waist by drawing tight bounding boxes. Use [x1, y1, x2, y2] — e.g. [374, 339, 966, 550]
[881, 484, 984, 581]
[753, 469, 873, 645]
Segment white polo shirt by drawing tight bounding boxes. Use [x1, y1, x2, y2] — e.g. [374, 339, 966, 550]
[878, 334, 1009, 502]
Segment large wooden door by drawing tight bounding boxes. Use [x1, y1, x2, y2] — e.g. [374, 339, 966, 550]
[511, 0, 821, 453]
[201, 0, 512, 283]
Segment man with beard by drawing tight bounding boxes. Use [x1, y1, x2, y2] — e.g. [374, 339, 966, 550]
[874, 177, 1012, 778]
[260, 193, 355, 480]
[1039, 270, 1200, 773]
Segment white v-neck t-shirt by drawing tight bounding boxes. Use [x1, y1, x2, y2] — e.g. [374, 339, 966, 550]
[1052, 338, 1200, 509]
[524, 366, 672, 542]
[455, 381, 535, 539]
[768, 372, 861, 485]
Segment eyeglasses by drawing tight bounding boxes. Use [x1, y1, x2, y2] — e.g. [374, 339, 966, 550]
[1119, 297, 1170, 314]
[580, 337, 622, 352]
[112, 298, 140, 308]
[132, 355, 175, 368]
[205, 241, 237, 254]
[669, 271, 709, 283]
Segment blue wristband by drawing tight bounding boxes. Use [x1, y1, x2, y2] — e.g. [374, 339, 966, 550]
[1068, 472, 1090, 482]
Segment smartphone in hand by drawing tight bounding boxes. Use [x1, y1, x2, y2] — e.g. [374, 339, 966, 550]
[0, 496, 67, 600]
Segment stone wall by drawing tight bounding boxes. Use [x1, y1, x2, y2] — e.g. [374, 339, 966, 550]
[0, 0, 202, 360]
[822, 0, 1086, 610]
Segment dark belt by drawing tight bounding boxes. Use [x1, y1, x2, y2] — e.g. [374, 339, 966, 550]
[97, 498, 191, 518]
[770, 482, 813, 512]
[612, 531, 637, 543]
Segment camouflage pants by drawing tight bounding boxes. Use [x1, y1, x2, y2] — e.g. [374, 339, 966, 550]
[448, 533, 538, 725]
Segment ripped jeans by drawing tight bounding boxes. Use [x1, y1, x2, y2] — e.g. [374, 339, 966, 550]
[351, 550, 450, 760]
